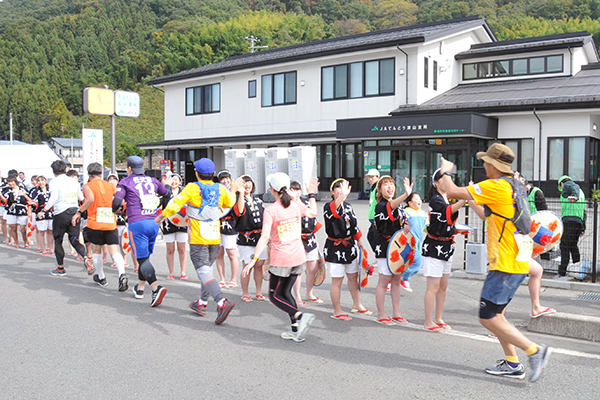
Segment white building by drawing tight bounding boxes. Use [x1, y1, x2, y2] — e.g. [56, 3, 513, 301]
[144, 17, 600, 198]
[46, 137, 84, 172]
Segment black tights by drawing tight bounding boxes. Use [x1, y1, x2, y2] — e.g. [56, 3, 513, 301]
[137, 257, 157, 285]
[269, 273, 301, 324]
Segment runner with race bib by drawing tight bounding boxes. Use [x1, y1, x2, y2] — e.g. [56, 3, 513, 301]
[113, 156, 169, 307]
[158, 158, 238, 325]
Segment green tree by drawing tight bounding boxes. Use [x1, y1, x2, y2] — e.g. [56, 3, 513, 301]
[374, 0, 419, 30]
[43, 99, 77, 139]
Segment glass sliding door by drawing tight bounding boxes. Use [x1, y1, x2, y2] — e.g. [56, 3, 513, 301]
[446, 149, 468, 186]
[391, 150, 409, 194]
[411, 150, 427, 199]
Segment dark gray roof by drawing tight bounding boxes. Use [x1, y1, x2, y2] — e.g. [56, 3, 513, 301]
[50, 137, 83, 148]
[148, 17, 494, 85]
[456, 31, 597, 60]
[390, 64, 600, 115]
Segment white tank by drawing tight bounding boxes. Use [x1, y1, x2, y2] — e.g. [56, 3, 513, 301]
[288, 146, 318, 196]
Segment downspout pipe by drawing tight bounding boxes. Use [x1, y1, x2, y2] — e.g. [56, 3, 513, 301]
[396, 45, 409, 104]
[533, 107, 542, 188]
[568, 45, 573, 75]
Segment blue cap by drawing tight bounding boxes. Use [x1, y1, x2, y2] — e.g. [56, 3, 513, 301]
[127, 156, 144, 174]
[195, 158, 215, 174]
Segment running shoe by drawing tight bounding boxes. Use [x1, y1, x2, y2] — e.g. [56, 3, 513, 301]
[215, 299, 234, 325]
[93, 274, 108, 287]
[189, 300, 207, 316]
[296, 313, 315, 341]
[84, 257, 95, 276]
[281, 329, 304, 342]
[51, 267, 66, 276]
[118, 274, 128, 292]
[150, 286, 167, 307]
[485, 360, 525, 379]
[529, 345, 552, 382]
[400, 280, 413, 292]
[132, 284, 144, 299]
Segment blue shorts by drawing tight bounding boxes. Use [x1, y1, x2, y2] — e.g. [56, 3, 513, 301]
[479, 270, 526, 319]
[128, 219, 159, 259]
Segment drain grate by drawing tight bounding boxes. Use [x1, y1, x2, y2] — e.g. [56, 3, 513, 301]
[576, 292, 600, 302]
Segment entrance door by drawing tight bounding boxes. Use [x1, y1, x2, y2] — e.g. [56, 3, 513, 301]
[391, 149, 409, 193]
[413, 150, 444, 199]
[446, 149, 468, 186]
[411, 150, 427, 198]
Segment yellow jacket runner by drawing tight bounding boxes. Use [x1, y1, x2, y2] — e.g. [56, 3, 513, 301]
[161, 180, 236, 245]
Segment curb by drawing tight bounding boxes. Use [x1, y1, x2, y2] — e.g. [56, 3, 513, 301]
[452, 269, 600, 342]
[528, 313, 600, 342]
[451, 269, 600, 293]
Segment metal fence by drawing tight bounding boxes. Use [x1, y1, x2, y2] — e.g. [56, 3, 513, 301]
[459, 198, 598, 283]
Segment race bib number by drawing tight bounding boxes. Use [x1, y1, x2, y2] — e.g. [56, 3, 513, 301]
[199, 220, 220, 240]
[65, 191, 78, 204]
[515, 233, 534, 262]
[276, 217, 301, 243]
[96, 207, 114, 224]
[140, 194, 160, 210]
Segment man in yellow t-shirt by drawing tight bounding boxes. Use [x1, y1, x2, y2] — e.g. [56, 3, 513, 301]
[438, 143, 551, 383]
[156, 158, 240, 325]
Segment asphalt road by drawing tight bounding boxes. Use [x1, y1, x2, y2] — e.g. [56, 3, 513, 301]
[1, 243, 599, 400]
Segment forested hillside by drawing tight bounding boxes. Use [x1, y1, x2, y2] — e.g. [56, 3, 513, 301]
[1, 0, 600, 162]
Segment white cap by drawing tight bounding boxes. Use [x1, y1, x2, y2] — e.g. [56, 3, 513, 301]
[367, 169, 380, 177]
[266, 172, 291, 192]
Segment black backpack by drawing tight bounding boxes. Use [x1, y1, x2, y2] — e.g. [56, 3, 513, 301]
[484, 176, 531, 242]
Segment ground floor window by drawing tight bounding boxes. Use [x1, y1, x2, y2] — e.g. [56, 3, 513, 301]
[548, 137, 585, 181]
[503, 138, 534, 180]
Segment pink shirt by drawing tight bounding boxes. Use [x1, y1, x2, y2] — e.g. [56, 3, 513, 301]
[263, 200, 307, 268]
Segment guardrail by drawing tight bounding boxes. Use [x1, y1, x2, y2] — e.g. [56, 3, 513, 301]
[461, 197, 597, 283]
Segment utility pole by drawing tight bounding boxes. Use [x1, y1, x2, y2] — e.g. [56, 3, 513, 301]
[244, 36, 269, 53]
[9, 112, 13, 145]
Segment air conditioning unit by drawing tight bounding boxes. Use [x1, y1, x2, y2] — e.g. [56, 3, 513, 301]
[466, 243, 488, 274]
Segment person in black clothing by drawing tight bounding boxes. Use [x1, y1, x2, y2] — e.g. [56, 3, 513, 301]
[0, 176, 31, 248]
[324, 178, 369, 320]
[32, 176, 54, 254]
[233, 175, 267, 302]
[215, 170, 239, 288]
[422, 169, 467, 332]
[373, 176, 412, 325]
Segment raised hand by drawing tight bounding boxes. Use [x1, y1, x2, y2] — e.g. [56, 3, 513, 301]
[306, 177, 320, 194]
[402, 177, 413, 195]
[233, 177, 245, 193]
[340, 180, 351, 196]
[440, 157, 454, 175]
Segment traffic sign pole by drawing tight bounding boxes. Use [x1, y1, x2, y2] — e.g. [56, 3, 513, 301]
[111, 114, 116, 174]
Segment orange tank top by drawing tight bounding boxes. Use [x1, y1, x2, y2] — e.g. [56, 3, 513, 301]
[86, 179, 117, 230]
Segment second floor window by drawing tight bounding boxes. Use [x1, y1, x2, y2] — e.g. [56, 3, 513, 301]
[262, 71, 297, 107]
[322, 58, 394, 101]
[186, 83, 220, 115]
[248, 80, 257, 98]
[463, 54, 564, 80]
